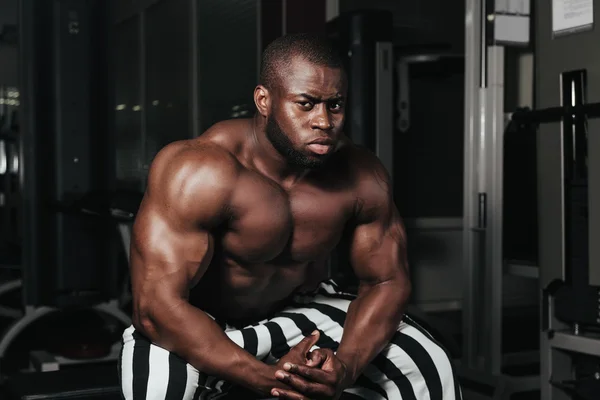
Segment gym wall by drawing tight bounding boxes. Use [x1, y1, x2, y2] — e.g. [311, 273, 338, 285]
[197, 0, 258, 132]
[340, 0, 464, 51]
[113, 15, 143, 191]
[111, 0, 194, 192]
[196, 0, 327, 132]
[110, 0, 328, 192]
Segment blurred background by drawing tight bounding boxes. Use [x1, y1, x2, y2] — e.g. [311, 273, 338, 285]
[1, 0, 598, 399]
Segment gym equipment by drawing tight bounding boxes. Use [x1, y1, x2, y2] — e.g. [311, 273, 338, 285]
[0, 191, 136, 369]
[0, 0, 131, 373]
[511, 100, 600, 398]
[460, 0, 540, 398]
[19, 0, 118, 309]
[0, 88, 23, 321]
[527, 3, 600, 398]
[0, 86, 20, 257]
[503, 111, 538, 265]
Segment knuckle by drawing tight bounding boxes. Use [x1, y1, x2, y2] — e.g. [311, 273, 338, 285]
[304, 385, 319, 396]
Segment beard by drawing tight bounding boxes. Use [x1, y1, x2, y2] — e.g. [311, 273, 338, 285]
[265, 115, 327, 169]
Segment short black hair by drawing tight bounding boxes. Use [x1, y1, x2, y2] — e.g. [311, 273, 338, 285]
[259, 32, 344, 90]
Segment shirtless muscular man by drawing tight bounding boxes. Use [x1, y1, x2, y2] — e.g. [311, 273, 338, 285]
[119, 33, 461, 400]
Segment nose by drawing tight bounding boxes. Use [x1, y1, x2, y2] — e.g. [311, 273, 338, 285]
[311, 104, 333, 131]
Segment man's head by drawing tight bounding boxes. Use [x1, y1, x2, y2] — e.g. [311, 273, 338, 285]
[254, 33, 347, 169]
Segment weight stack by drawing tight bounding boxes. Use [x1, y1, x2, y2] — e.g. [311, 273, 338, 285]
[19, 0, 118, 308]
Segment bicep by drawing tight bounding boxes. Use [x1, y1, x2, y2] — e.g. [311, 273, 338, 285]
[348, 152, 409, 285]
[131, 201, 214, 299]
[129, 200, 216, 338]
[130, 144, 236, 315]
[349, 206, 408, 285]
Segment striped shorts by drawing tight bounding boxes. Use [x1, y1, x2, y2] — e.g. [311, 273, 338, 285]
[119, 280, 462, 399]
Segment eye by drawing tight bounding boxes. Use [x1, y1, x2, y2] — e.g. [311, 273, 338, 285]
[329, 101, 344, 111]
[298, 101, 313, 110]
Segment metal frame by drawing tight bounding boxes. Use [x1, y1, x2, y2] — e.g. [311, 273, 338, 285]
[461, 0, 539, 397]
[281, 0, 287, 36]
[483, 44, 505, 376]
[462, 0, 482, 370]
[462, 39, 509, 375]
[0, 301, 131, 362]
[256, 0, 262, 83]
[541, 289, 600, 400]
[536, 73, 600, 400]
[190, 0, 200, 138]
[535, 2, 600, 397]
[325, 0, 339, 22]
[375, 42, 393, 182]
[139, 9, 148, 191]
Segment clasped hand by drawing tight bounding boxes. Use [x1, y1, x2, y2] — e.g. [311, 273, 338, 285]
[271, 331, 351, 400]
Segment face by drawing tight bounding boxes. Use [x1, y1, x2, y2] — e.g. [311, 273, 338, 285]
[260, 56, 346, 169]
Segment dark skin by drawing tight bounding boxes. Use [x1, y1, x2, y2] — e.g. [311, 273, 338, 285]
[130, 55, 411, 399]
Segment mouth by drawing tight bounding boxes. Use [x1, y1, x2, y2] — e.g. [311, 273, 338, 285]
[307, 138, 334, 155]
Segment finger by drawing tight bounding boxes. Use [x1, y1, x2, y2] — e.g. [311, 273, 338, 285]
[271, 388, 309, 400]
[284, 363, 336, 385]
[308, 349, 340, 372]
[293, 330, 320, 355]
[306, 349, 325, 367]
[275, 369, 333, 397]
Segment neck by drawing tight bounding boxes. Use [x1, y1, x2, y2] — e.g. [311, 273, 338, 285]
[249, 114, 309, 185]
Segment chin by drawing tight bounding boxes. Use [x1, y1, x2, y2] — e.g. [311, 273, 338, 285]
[299, 154, 329, 169]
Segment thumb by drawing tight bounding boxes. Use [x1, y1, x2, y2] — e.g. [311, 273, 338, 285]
[297, 330, 320, 354]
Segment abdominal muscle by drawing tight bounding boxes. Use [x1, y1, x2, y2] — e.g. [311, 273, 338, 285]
[190, 256, 328, 327]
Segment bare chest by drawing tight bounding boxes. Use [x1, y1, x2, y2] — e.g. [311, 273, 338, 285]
[221, 176, 354, 264]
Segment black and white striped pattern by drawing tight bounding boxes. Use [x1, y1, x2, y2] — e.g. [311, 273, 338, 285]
[120, 280, 462, 399]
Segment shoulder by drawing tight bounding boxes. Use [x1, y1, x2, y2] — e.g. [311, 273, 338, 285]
[336, 144, 393, 218]
[146, 139, 242, 222]
[148, 139, 241, 192]
[333, 144, 391, 194]
[199, 118, 252, 154]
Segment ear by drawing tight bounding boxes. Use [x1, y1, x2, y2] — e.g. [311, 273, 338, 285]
[254, 85, 271, 117]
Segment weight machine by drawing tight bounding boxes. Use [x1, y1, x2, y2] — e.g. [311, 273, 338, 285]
[532, 2, 600, 399]
[0, 0, 133, 375]
[462, 1, 600, 399]
[459, 0, 540, 399]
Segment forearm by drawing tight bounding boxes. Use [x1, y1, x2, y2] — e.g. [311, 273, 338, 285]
[336, 278, 410, 383]
[137, 301, 283, 395]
